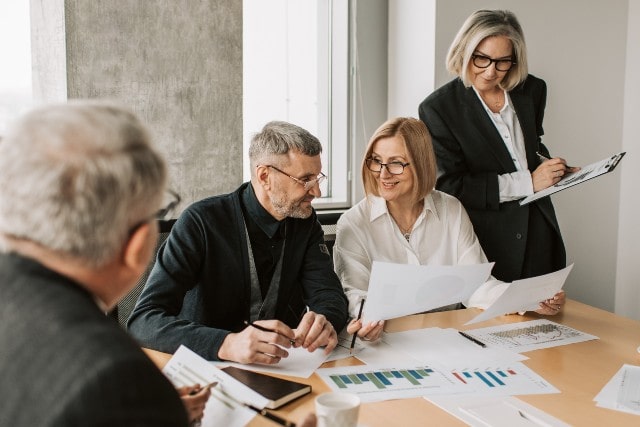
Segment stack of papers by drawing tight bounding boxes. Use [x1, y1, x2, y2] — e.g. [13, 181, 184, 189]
[594, 364, 640, 415]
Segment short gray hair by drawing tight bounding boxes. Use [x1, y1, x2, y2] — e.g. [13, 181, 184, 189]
[0, 101, 167, 266]
[248, 121, 322, 173]
[446, 10, 529, 91]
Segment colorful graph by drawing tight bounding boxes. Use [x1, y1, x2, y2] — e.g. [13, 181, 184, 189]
[330, 368, 436, 390]
[451, 369, 517, 388]
[318, 364, 460, 401]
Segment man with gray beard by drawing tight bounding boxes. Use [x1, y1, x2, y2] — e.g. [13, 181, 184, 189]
[128, 121, 348, 364]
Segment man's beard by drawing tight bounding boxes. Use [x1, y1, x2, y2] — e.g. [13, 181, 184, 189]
[271, 191, 313, 219]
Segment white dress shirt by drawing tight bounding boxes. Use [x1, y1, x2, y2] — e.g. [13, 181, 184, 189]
[473, 87, 534, 202]
[333, 191, 509, 317]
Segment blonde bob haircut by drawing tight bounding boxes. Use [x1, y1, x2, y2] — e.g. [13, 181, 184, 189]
[362, 117, 437, 205]
[446, 9, 528, 91]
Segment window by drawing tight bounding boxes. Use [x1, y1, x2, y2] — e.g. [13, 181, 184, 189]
[0, 2, 33, 135]
[243, 0, 349, 208]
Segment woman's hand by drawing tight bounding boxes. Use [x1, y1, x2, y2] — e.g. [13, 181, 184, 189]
[532, 158, 580, 192]
[346, 318, 385, 342]
[176, 384, 211, 424]
[535, 290, 566, 316]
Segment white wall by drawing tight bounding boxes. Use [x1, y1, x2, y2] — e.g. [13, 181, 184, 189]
[388, 0, 435, 117]
[615, 1, 640, 319]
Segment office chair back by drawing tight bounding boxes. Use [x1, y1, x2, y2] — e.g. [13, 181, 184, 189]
[317, 211, 342, 258]
[108, 219, 176, 328]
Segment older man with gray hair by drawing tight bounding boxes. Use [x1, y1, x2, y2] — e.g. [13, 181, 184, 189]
[0, 102, 194, 426]
[128, 121, 349, 364]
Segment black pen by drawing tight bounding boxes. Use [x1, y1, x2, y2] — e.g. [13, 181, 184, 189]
[243, 320, 296, 346]
[350, 299, 366, 355]
[189, 381, 218, 395]
[214, 384, 296, 426]
[458, 331, 486, 348]
[536, 151, 575, 169]
[246, 403, 296, 427]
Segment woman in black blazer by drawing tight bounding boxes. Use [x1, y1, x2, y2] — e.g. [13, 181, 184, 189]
[419, 10, 578, 289]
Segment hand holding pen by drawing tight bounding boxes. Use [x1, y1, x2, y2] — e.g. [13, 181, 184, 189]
[346, 299, 385, 345]
[533, 151, 581, 192]
[217, 319, 295, 365]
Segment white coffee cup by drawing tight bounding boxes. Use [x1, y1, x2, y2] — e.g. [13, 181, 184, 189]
[315, 392, 360, 427]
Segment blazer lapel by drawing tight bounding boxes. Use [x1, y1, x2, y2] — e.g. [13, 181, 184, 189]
[460, 84, 517, 173]
[510, 88, 539, 171]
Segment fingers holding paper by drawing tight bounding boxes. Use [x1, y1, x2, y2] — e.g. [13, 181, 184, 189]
[295, 311, 338, 354]
[535, 290, 566, 316]
[217, 319, 294, 365]
[347, 318, 385, 342]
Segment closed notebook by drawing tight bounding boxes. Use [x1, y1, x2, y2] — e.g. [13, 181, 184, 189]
[221, 366, 312, 409]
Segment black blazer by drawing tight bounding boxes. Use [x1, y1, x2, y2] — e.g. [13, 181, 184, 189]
[0, 253, 188, 427]
[419, 75, 565, 281]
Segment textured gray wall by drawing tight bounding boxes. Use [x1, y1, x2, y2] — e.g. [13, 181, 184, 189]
[31, 0, 243, 209]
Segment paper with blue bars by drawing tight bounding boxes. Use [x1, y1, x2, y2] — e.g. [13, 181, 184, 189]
[316, 361, 558, 402]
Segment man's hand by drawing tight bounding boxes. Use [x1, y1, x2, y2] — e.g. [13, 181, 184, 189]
[294, 311, 338, 354]
[217, 320, 295, 365]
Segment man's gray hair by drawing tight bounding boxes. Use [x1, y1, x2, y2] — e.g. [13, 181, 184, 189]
[248, 121, 322, 173]
[0, 101, 167, 266]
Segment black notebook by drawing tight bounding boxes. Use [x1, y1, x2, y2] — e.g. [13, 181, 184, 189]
[221, 366, 312, 409]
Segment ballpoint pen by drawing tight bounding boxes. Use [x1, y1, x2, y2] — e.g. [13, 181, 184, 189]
[458, 330, 486, 348]
[189, 381, 218, 395]
[349, 299, 366, 355]
[244, 320, 296, 346]
[536, 151, 575, 169]
[213, 383, 296, 427]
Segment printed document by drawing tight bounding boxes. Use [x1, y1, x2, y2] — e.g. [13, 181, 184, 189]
[363, 261, 493, 324]
[465, 265, 573, 325]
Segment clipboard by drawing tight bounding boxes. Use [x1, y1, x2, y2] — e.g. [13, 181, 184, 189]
[519, 151, 626, 205]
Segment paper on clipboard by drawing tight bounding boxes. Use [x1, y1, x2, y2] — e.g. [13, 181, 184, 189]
[519, 152, 625, 205]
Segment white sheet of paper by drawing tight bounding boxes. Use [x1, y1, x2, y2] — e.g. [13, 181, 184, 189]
[465, 265, 573, 325]
[163, 345, 268, 427]
[463, 319, 598, 353]
[316, 362, 462, 402]
[382, 327, 527, 368]
[594, 364, 640, 415]
[325, 327, 365, 362]
[362, 261, 494, 324]
[428, 395, 571, 427]
[225, 345, 329, 378]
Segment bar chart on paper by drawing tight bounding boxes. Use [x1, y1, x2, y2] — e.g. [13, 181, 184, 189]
[317, 364, 460, 402]
[450, 363, 559, 396]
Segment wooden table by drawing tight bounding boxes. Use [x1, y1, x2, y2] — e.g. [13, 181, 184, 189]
[144, 299, 640, 426]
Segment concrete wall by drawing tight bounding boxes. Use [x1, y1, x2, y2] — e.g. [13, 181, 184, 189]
[30, 0, 243, 210]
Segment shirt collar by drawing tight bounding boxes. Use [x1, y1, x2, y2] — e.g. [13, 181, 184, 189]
[367, 193, 440, 223]
[472, 86, 511, 113]
[242, 183, 284, 239]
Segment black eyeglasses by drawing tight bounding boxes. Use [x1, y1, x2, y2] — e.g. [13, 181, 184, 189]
[129, 189, 181, 236]
[264, 165, 327, 191]
[155, 189, 181, 220]
[365, 158, 410, 175]
[471, 54, 516, 72]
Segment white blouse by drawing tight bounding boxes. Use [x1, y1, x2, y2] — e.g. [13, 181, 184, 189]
[333, 191, 509, 317]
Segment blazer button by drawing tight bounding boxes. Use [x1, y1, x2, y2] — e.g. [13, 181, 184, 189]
[516, 233, 523, 239]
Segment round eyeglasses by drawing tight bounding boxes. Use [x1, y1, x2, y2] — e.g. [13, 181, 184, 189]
[265, 165, 327, 191]
[365, 158, 410, 175]
[471, 54, 516, 72]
